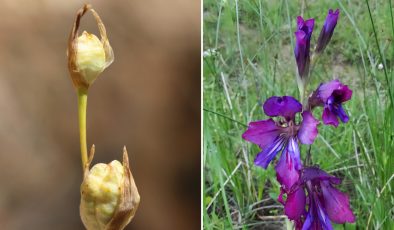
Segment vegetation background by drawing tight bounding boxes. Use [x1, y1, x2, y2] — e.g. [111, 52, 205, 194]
[0, 0, 200, 229]
[203, 0, 393, 229]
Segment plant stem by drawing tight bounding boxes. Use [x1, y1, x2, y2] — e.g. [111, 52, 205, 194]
[77, 88, 88, 170]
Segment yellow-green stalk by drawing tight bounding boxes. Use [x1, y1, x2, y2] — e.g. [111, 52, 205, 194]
[67, 4, 140, 229]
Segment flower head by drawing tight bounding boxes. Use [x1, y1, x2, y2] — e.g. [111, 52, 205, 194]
[242, 96, 319, 190]
[309, 79, 352, 127]
[80, 146, 140, 230]
[280, 166, 355, 229]
[315, 9, 340, 53]
[68, 4, 114, 90]
[294, 16, 315, 79]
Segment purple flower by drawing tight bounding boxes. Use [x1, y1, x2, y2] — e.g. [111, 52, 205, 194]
[280, 166, 356, 229]
[294, 16, 315, 79]
[316, 9, 340, 53]
[242, 96, 319, 190]
[309, 79, 352, 127]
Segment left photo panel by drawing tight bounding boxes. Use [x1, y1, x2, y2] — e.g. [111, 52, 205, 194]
[0, 1, 201, 229]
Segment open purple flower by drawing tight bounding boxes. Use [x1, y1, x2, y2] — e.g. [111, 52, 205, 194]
[294, 16, 315, 79]
[316, 9, 340, 53]
[280, 166, 355, 229]
[242, 96, 319, 190]
[309, 79, 352, 127]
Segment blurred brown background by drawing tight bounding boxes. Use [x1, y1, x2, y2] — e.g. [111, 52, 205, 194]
[0, 0, 200, 229]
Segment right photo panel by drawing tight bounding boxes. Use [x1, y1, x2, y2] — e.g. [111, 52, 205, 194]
[203, 0, 393, 229]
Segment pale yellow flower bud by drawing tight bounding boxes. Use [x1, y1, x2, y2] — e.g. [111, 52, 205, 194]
[75, 31, 106, 85]
[80, 146, 140, 230]
[68, 4, 114, 90]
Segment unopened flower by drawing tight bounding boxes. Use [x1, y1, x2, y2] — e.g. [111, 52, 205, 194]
[309, 79, 352, 127]
[242, 96, 319, 190]
[294, 16, 315, 79]
[315, 9, 340, 54]
[80, 146, 140, 230]
[279, 166, 355, 229]
[67, 4, 114, 90]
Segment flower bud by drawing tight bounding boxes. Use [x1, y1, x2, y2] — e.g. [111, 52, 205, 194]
[80, 146, 140, 230]
[68, 4, 114, 90]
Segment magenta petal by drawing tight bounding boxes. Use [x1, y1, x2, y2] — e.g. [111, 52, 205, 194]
[284, 187, 306, 220]
[302, 166, 341, 185]
[275, 138, 301, 190]
[242, 119, 281, 149]
[298, 111, 319, 144]
[263, 96, 302, 120]
[322, 107, 339, 127]
[321, 181, 356, 224]
[333, 85, 352, 103]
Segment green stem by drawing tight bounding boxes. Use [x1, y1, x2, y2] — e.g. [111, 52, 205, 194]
[77, 88, 88, 170]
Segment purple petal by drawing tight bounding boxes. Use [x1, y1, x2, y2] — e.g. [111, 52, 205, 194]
[321, 181, 356, 224]
[315, 196, 334, 230]
[242, 119, 282, 149]
[298, 111, 319, 144]
[284, 186, 306, 220]
[294, 31, 309, 78]
[263, 96, 302, 120]
[322, 106, 339, 127]
[254, 136, 285, 169]
[325, 9, 340, 33]
[275, 138, 301, 190]
[301, 196, 316, 230]
[316, 9, 340, 53]
[297, 16, 315, 37]
[318, 79, 342, 102]
[302, 166, 341, 185]
[334, 103, 349, 123]
[294, 16, 314, 79]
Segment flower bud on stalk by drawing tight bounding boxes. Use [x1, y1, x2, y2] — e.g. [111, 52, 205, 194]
[80, 146, 140, 230]
[67, 5, 140, 229]
[67, 4, 114, 90]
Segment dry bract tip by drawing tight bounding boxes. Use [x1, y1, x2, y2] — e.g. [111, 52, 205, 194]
[68, 4, 114, 90]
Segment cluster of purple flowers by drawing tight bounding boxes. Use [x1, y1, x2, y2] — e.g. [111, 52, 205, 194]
[242, 9, 356, 229]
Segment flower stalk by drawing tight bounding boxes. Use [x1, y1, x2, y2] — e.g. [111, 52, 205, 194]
[77, 88, 88, 170]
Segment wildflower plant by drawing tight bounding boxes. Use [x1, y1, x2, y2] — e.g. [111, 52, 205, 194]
[242, 9, 356, 229]
[67, 4, 140, 230]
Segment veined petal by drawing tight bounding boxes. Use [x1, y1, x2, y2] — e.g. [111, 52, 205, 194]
[298, 111, 319, 144]
[284, 186, 306, 220]
[275, 138, 301, 190]
[302, 199, 315, 230]
[315, 195, 334, 230]
[242, 119, 281, 149]
[254, 136, 285, 169]
[320, 181, 356, 224]
[263, 96, 302, 120]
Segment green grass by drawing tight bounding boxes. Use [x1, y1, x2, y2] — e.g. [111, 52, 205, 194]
[203, 0, 394, 229]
